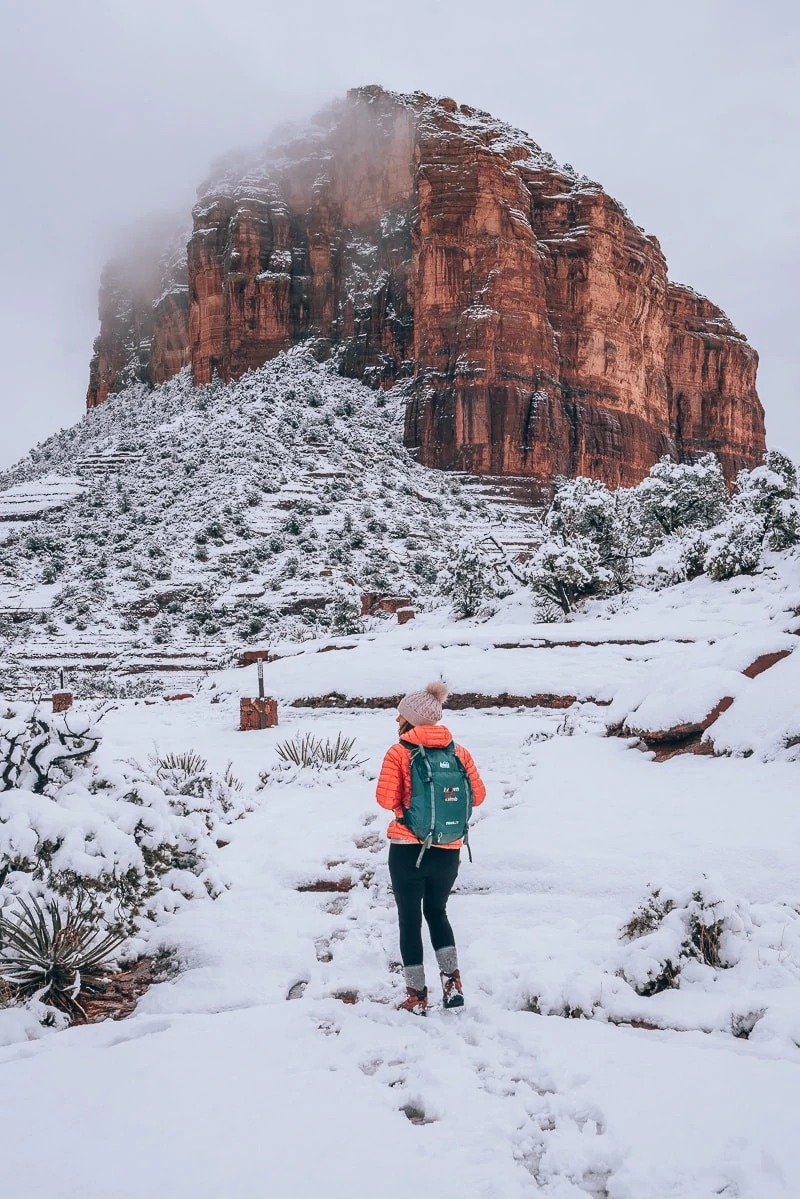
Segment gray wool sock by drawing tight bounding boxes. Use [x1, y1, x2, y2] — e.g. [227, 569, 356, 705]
[404, 964, 426, 992]
[436, 946, 459, 976]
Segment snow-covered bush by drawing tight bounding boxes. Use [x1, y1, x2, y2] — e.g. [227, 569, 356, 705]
[0, 708, 252, 932]
[655, 449, 800, 584]
[619, 879, 746, 996]
[548, 476, 616, 547]
[634, 454, 730, 538]
[1, 705, 103, 795]
[148, 750, 247, 836]
[551, 476, 633, 584]
[437, 540, 499, 619]
[325, 582, 365, 636]
[527, 476, 631, 613]
[84, 674, 165, 701]
[732, 450, 800, 553]
[678, 532, 711, 580]
[525, 537, 611, 615]
[703, 511, 764, 581]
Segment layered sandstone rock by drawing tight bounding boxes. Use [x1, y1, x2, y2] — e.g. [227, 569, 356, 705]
[87, 86, 766, 485]
[87, 222, 190, 409]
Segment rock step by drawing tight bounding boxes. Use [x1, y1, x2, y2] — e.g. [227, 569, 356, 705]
[76, 452, 145, 474]
[290, 691, 607, 710]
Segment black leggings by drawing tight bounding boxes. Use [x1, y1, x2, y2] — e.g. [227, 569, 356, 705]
[388, 843, 460, 966]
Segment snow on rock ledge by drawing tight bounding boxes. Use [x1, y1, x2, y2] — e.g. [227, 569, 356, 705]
[0, 475, 84, 519]
[612, 666, 744, 741]
[706, 647, 800, 760]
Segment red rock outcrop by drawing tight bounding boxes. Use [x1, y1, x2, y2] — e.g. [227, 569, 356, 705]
[87, 222, 191, 409]
[87, 86, 766, 485]
[665, 285, 763, 480]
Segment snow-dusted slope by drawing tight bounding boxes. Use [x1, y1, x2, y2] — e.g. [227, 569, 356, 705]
[0, 351, 529, 692]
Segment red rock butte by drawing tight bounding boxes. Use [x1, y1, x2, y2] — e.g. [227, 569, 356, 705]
[87, 85, 766, 488]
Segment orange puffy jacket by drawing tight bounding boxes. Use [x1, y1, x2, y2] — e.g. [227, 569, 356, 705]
[375, 724, 486, 848]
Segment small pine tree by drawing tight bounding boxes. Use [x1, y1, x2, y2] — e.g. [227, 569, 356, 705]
[437, 541, 497, 619]
[152, 615, 172, 644]
[327, 583, 364, 635]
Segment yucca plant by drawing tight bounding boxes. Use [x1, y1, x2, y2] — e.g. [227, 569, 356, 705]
[0, 895, 126, 1018]
[275, 732, 323, 767]
[223, 762, 243, 792]
[274, 732, 365, 769]
[156, 750, 208, 779]
[317, 733, 365, 766]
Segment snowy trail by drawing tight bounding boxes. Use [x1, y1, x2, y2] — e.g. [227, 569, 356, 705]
[2, 697, 800, 1197]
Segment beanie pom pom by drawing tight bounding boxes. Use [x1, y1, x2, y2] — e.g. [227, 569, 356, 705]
[426, 681, 448, 704]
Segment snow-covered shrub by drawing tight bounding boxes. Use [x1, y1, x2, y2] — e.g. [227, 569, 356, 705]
[525, 536, 611, 615]
[84, 674, 165, 701]
[620, 879, 746, 996]
[326, 582, 365, 635]
[732, 450, 800, 552]
[0, 708, 252, 932]
[678, 532, 711, 580]
[548, 476, 613, 541]
[662, 450, 799, 583]
[152, 615, 172, 644]
[148, 750, 246, 834]
[634, 454, 730, 538]
[0, 705, 103, 795]
[437, 540, 499, 619]
[703, 511, 764, 581]
[527, 477, 633, 614]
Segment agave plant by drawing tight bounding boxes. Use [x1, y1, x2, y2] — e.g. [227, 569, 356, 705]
[0, 895, 126, 1018]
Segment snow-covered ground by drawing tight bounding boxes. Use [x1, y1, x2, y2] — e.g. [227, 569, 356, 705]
[1, 347, 799, 1195]
[1, 559, 799, 1196]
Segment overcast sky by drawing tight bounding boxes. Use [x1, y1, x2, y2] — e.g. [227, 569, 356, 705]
[0, 0, 797, 469]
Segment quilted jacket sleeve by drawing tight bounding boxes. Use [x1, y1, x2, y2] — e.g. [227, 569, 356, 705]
[375, 744, 407, 812]
[456, 745, 487, 807]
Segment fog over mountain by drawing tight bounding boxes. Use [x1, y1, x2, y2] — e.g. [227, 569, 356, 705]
[1, 0, 797, 467]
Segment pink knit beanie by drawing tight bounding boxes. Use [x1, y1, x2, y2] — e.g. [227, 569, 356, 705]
[398, 681, 448, 727]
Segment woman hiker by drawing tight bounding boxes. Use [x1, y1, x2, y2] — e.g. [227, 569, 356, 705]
[376, 681, 486, 1014]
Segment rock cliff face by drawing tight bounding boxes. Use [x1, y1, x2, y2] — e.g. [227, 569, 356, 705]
[87, 223, 190, 409]
[87, 86, 766, 486]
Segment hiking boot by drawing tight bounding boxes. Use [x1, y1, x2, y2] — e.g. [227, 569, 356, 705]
[398, 986, 428, 1015]
[441, 970, 464, 1009]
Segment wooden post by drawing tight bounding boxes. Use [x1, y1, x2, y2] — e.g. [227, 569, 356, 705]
[257, 659, 266, 729]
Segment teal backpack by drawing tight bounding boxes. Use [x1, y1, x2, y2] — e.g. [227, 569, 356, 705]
[399, 740, 474, 867]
